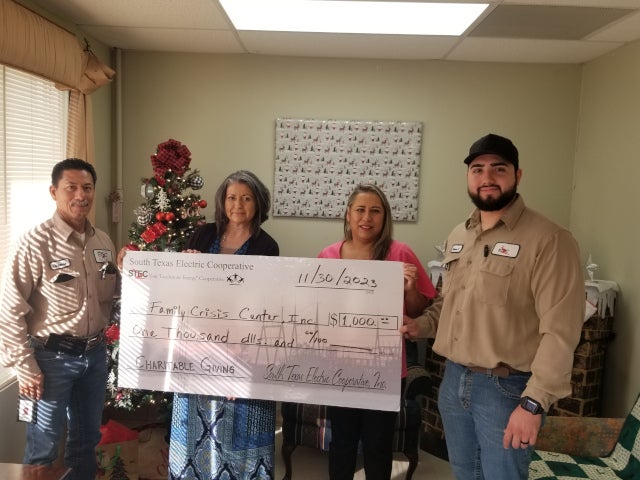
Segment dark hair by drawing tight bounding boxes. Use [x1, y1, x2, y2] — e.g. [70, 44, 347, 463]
[214, 170, 271, 237]
[51, 158, 97, 186]
[343, 184, 393, 261]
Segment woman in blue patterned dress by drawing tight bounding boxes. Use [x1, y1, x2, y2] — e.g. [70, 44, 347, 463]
[169, 170, 279, 480]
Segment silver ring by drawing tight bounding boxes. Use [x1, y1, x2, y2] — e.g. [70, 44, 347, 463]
[521, 441, 529, 445]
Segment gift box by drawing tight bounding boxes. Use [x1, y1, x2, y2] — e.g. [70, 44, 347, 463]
[96, 419, 140, 480]
[137, 424, 169, 480]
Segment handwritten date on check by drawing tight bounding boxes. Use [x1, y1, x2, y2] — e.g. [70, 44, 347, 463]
[120, 252, 404, 411]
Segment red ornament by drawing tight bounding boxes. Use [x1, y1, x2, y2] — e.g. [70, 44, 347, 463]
[125, 243, 140, 251]
[155, 212, 166, 222]
[199, 200, 207, 208]
[165, 211, 175, 222]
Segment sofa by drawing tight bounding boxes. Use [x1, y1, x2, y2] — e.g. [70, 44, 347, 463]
[529, 393, 640, 479]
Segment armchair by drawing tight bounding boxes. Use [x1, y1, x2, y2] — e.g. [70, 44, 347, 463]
[529, 393, 640, 479]
[280, 364, 431, 480]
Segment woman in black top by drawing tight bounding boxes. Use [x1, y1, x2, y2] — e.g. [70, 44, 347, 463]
[169, 170, 279, 480]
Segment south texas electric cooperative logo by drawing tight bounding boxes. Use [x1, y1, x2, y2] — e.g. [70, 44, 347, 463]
[126, 269, 246, 285]
[127, 268, 149, 279]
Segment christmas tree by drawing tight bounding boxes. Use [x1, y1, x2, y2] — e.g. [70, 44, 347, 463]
[126, 138, 207, 252]
[97, 442, 133, 480]
[109, 455, 130, 480]
[105, 138, 208, 410]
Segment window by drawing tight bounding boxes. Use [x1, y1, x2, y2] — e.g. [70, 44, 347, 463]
[0, 66, 68, 389]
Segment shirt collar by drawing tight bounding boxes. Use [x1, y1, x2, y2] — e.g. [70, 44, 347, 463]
[465, 194, 526, 231]
[52, 211, 95, 240]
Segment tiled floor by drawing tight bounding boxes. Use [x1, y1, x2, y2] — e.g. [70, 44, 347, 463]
[273, 426, 455, 480]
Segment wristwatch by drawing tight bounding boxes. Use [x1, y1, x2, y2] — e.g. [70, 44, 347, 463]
[520, 396, 544, 415]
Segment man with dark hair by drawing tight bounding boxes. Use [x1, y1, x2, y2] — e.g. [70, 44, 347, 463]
[0, 158, 118, 479]
[402, 134, 585, 479]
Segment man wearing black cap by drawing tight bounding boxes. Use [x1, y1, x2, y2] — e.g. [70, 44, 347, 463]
[402, 133, 585, 479]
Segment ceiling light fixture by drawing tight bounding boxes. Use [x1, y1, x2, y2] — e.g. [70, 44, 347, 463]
[219, 0, 489, 36]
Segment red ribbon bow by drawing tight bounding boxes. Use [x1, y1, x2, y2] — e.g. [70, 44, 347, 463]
[151, 139, 191, 185]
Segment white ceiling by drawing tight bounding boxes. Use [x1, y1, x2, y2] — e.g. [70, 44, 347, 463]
[25, 0, 640, 64]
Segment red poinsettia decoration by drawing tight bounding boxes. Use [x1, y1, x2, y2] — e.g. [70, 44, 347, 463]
[151, 138, 192, 185]
[104, 324, 120, 344]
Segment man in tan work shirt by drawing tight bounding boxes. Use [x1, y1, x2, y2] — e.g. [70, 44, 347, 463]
[0, 158, 118, 479]
[402, 133, 585, 480]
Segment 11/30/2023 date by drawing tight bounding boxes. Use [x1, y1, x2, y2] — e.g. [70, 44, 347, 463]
[297, 265, 378, 289]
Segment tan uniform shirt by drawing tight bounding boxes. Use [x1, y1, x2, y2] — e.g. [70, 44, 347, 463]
[0, 212, 118, 382]
[416, 195, 585, 411]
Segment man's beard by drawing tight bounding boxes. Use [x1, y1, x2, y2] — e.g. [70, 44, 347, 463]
[468, 185, 518, 211]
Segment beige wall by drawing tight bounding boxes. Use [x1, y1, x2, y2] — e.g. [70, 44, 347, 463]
[571, 40, 640, 415]
[113, 49, 636, 417]
[119, 53, 580, 262]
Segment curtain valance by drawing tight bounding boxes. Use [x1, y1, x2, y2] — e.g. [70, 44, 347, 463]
[1, 0, 116, 175]
[1, 0, 83, 88]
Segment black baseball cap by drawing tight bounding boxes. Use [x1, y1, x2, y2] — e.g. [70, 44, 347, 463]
[464, 133, 519, 170]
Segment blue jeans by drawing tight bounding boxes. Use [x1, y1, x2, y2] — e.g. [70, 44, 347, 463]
[24, 340, 108, 480]
[438, 360, 535, 480]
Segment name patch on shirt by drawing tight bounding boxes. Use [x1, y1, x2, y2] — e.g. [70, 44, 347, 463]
[450, 244, 463, 253]
[50, 258, 71, 270]
[94, 249, 113, 263]
[491, 242, 520, 258]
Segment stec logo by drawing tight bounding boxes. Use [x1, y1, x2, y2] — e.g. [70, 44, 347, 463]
[127, 269, 149, 279]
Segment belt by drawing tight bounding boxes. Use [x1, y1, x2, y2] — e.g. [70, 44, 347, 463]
[84, 332, 105, 350]
[36, 331, 105, 356]
[466, 363, 524, 378]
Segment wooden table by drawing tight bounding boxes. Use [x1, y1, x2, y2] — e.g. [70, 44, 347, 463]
[0, 463, 71, 480]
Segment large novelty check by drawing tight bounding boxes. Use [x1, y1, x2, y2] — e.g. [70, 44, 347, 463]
[119, 251, 404, 411]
